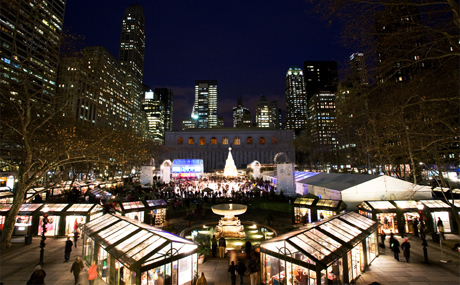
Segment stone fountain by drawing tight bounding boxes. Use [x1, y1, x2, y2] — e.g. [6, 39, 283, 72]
[211, 203, 247, 238]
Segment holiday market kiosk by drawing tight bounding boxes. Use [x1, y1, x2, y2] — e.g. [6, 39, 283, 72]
[114, 199, 167, 226]
[0, 203, 43, 235]
[293, 197, 347, 224]
[260, 211, 378, 285]
[82, 214, 198, 285]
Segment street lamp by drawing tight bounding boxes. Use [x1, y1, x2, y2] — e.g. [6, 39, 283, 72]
[39, 206, 49, 265]
[416, 202, 430, 264]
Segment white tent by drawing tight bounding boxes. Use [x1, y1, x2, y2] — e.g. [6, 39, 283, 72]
[297, 173, 432, 208]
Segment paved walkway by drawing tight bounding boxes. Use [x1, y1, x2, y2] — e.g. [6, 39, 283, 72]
[1, 213, 460, 284]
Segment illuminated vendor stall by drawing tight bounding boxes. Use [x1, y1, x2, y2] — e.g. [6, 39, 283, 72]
[82, 214, 198, 285]
[0, 188, 14, 203]
[171, 159, 204, 179]
[88, 188, 113, 203]
[0, 203, 43, 235]
[64, 204, 104, 235]
[146, 199, 167, 227]
[38, 203, 69, 236]
[419, 200, 453, 233]
[260, 212, 378, 285]
[293, 197, 346, 224]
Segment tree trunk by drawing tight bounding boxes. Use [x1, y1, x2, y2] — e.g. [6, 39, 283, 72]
[1, 184, 27, 248]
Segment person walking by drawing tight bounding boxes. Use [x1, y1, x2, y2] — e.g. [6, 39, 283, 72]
[73, 229, 80, 248]
[196, 272, 207, 285]
[87, 261, 97, 285]
[389, 234, 400, 261]
[64, 237, 73, 262]
[245, 240, 252, 259]
[247, 255, 260, 285]
[412, 217, 419, 237]
[401, 238, 411, 262]
[380, 230, 386, 248]
[70, 257, 84, 285]
[437, 217, 445, 240]
[27, 265, 46, 285]
[228, 261, 237, 285]
[211, 235, 218, 258]
[237, 259, 247, 285]
[219, 236, 226, 259]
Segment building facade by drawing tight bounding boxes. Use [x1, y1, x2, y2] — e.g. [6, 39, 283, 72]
[285, 66, 307, 131]
[232, 98, 253, 128]
[303, 61, 338, 100]
[154, 88, 174, 131]
[57, 46, 132, 131]
[119, 4, 146, 134]
[350, 53, 369, 86]
[143, 89, 165, 144]
[164, 129, 295, 172]
[308, 91, 338, 149]
[193, 80, 218, 128]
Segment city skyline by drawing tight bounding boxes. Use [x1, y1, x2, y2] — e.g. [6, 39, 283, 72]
[63, 0, 354, 129]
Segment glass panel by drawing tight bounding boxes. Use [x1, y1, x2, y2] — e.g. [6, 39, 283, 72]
[368, 201, 396, 209]
[122, 201, 145, 210]
[358, 202, 372, 211]
[292, 234, 331, 258]
[146, 199, 167, 207]
[294, 198, 315, 205]
[178, 243, 197, 255]
[317, 199, 340, 208]
[329, 219, 362, 237]
[105, 224, 138, 244]
[130, 236, 168, 261]
[290, 236, 322, 262]
[66, 204, 94, 212]
[393, 200, 418, 209]
[340, 212, 374, 230]
[85, 215, 118, 232]
[115, 230, 151, 252]
[20, 204, 43, 212]
[320, 223, 355, 242]
[90, 204, 103, 214]
[41, 203, 68, 212]
[304, 230, 341, 252]
[0, 204, 12, 212]
[420, 200, 449, 208]
[99, 221, 131, 239]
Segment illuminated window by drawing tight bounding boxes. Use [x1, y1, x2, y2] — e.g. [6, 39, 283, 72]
[222, 137, 228, 145]
[177, 137, 183, 145]
[247, 137, 253, 144]
[259, 137, 265, 145]
[234, 137, 240, 145]
[199, 137, 205, 145]
[271, 137, 277, 145]
[211, 137, 217, 145]
[188, 137, 194, 145]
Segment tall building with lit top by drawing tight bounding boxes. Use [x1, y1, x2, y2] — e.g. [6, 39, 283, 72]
[143, 89, 165, 144]
[193, 80, 218, 128]
[233, 98, 253, 128]
[350, 53, 368, 86]
[256, 96, 270, 128]
[119, 4, 145, 134]
[285, 66, 307, 131]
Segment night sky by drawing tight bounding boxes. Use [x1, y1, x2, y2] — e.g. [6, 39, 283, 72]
[63, 0, 354, 130]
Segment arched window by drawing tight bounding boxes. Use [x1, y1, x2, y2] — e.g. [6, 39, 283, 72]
[188, 137, 194, 145]
[234, 137, 241, 145]
[247, 137, 253, 144]
[222, 137, 228, 145]
[178, 137, 183, 145]
[199, 137, 205, 145]
[211, 137, 217, 145]
[259, 137, 265, 145]
[271, 137, 277, 145]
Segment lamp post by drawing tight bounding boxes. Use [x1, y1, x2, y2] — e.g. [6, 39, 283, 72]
[39, 207, 49, 265]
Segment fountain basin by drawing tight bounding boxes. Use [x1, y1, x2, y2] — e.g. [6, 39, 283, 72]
[211, 203, 247, 216]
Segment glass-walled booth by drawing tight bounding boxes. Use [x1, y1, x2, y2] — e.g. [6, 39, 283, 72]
[64, 204, 104, 235]
[0, 188, 14, 203]
[82, 214, 198, 285]
[115, 201, 147, 223]
[146, 200, 167, 227]
[37, 203, 69, 236]
[260, 212, 378, 285]
[293, 197, 346, 224]
[0, 204, 43, 235]
[357, 201, 398, 234]
[419, 200, 452, 233]
[88, 188, 112, 203]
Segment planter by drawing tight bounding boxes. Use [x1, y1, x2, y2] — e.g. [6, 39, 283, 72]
[197, 254, 205, 264]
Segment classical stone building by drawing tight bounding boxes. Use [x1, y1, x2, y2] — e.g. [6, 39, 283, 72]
[164, 128, 295, 172]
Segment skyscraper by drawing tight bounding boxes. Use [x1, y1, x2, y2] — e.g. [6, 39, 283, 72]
[303, 61, 338, 100]
[1, 0, 66, 102]
[143, 89, 165, 144]
[232, 98, 252, 128]
[308, 91, 337, 148]
[193, 80, 218, 128]
[154, 88, 174, 131]
[349, 53, 369, 86]
[285, 66, 307, 131]
[119, 4, 145, 134]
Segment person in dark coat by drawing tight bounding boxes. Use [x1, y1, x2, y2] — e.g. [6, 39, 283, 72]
[228, 261, 237, 285]
[412, 217, 419, 237]
[70, 257, 84, 285]
[65, 237, 73, 262]
[401, 238, 411, 262]
[390, 234, 400, 261]
[211, 235, 218, 258]
[73, 229, 80, 248]
[237, 259, 246, 285]
[28, 265, 46, 285]
[380, 231, 386, 248]
[245, 240, 252, 259]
